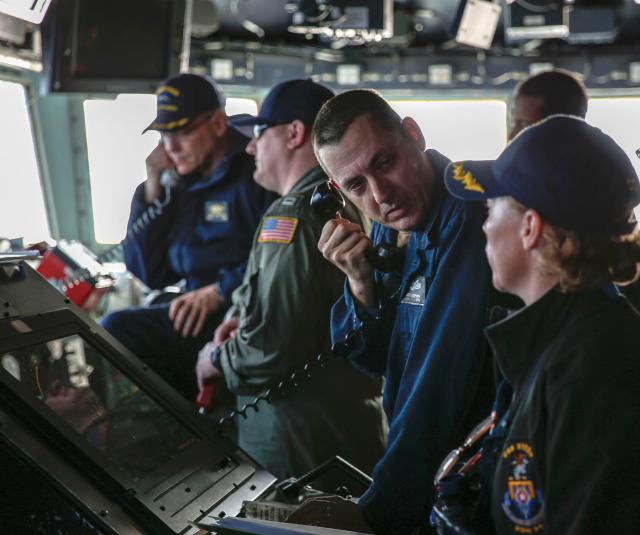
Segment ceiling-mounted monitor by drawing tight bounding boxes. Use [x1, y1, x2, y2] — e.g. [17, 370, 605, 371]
[40, 0, 188, 94]
[504, 0, 622, 46]
[504, 0, 568, 44]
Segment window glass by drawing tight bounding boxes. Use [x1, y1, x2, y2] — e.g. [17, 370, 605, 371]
[85, 96, 257, 244]
[587, 98, 640, 219]
[84, 94, 158, 245]
[225, 97, 258, 117]
[0, 80, 49, 244]
[389, 100, 507, 161]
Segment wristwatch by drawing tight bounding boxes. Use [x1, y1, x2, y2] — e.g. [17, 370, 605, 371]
[210, 345, 222, 372]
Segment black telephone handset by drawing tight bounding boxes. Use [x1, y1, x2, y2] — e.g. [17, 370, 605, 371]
[160, 168, 180, 189]
[310, 181, 404, 273]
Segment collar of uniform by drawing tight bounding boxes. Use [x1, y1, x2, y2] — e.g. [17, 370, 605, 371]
[485, 286, 616, 393]
[287, 164, 327, 196]
[411, 149, 450, 250]
[188, 127, 250, 192]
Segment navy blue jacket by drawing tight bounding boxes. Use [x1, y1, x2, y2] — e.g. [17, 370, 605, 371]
[331, 150, 495, 534]
[123, 130, 276, 302]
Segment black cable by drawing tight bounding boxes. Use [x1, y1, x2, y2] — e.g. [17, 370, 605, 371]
[96, 184, 174, 264]
[215, 353, 327, 432]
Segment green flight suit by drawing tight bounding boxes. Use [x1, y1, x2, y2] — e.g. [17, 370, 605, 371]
[218, 165, 387, 482]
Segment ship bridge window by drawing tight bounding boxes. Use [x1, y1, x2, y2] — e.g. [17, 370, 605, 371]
[389, 100, 507, 161]
[84, 95, 258, 244]
[0, 80, 49, 244]
[586, 97, 640, 220]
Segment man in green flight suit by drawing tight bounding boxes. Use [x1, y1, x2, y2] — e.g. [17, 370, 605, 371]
[196, 79, 387, 482]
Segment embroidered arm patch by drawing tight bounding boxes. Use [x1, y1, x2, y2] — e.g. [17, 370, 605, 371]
[258, 216, 298, 244]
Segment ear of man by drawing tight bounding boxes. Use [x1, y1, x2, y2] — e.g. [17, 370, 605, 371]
[209, 109, 228, 138]
[520, 209, 545, 251]
[285, 120, 308, 150]
[401, 116, 426, 152]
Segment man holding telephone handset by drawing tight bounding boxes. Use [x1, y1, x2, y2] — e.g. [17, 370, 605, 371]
[287, 90, 500, 533]
[102, 73, 275, 401]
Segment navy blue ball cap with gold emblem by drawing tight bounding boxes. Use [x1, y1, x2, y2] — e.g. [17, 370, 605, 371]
[143, 73, 225, 133]
[444, 115, 640, 235]
[230, 78, 334, 129]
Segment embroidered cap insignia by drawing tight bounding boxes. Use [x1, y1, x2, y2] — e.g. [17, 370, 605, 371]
[451, 163, 485, 193]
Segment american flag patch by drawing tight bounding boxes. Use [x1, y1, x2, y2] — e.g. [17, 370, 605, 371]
[258, 216, 298, 244]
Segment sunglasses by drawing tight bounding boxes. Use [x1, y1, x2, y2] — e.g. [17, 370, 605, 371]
[253, 122, 287, 140]
[433, 412, 496, 486]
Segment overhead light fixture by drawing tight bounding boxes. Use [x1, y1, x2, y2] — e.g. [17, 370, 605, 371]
[428, 64, 453, 85]
[528, 62, 554, 75]
[336, 64, 361, 85]
[211, 58, 234, 80]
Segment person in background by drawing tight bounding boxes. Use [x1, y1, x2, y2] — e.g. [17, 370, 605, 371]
[508, 68, 588, 140]
[440, 115, 640, 534]
[102, 73, 275, 400]
[508, 68, 640, 310]
[195, 79, 387, 485]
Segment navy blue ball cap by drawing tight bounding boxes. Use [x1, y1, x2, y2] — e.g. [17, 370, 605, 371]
[231, 78, 334, 129]
[143, 73, 225, 133]
[445, 115, 640, 235]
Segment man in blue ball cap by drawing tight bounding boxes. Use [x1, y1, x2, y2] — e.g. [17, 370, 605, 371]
[102, 73, 275, 401]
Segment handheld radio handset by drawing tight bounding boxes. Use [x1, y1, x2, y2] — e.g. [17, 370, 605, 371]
[310, 181, 404, 273]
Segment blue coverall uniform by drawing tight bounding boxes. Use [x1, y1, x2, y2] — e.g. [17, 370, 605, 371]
[102, 130, 276, 399]
[331, 150, 496, 534]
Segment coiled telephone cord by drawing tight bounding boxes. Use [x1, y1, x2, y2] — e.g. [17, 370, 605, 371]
[215, 353, 327, 433]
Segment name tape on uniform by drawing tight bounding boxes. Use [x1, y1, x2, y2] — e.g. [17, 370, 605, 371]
[205, 201, 229, 222]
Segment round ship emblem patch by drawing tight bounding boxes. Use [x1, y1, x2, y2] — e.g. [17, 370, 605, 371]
[500, 442, 544, 531]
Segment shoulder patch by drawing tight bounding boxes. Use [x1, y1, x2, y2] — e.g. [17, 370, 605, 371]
[258, 216, 298, 244]
[500, 442, 545, 530]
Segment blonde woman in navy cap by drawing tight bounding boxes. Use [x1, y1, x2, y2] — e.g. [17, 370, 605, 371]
[433, 115, 640, 534]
